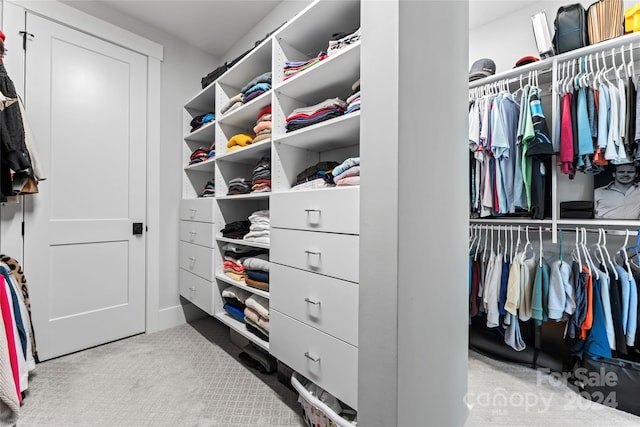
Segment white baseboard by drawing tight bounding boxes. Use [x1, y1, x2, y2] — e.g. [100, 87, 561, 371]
[156, 301, 208, 331]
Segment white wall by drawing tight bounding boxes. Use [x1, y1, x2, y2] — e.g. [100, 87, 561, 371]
[57, 1, 218, 319]
[469, 1, 637, 74]
[221, 0, 312, 64]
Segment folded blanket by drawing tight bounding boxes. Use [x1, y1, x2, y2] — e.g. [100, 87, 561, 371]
[224, 271, 247, 282]
[246, 294, 269, 319]
[246, 270, 269, 283]
[245, 277, 269, 291]
[224, 303, 245, 322]
[245, 317, 269, 340]
[243, 256, 269, 272]
[221, 286, 252, 304]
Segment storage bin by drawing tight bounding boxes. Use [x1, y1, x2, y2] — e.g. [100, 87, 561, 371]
[291, 373, 357, 427]
[625, 3, 640, 33]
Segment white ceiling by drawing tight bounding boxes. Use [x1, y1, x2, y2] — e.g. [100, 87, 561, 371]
[469, 1, 538, 30]
[64, 1, 535, 57]
[80, 0, 284, 57]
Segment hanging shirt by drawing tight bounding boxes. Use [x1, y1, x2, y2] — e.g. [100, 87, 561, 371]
[596, 268, 616, 351]
[626, 270, 638, 347]
[531, 258, 550, 324]
[504, 253, 521, 316]
[576, 87, 594, 170]
[559, 93, 575, 177]
[519, 255, 536, 322]
[606, 265, 628, 355]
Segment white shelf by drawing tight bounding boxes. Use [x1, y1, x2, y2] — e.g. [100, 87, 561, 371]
[217, 90, 272, 128]
[184, 82, 216, 116]
[214, 311, 269, 351]
[216, 139, 271, 164]
[470, 218, 552, 225]
[184, 120, 216, 145]
[274, 42, 360, 102]
[184, 158, 215, 172]
[216, 273, 270, 299]
[273, 111, 359, 151]
[216, 192, 270, 201]
[216, 236, 270, 250]
[555, 219, 640, 228]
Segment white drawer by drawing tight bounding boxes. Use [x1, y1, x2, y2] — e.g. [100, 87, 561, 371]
[179, 198, 215, 222]
[179, 241, 214, 281]
[270, 187, 359, 234]
[179, 268, 213, 315]
[271, 263, 358, 346]
[271, 228, 359, 283]
[179, 220, 215, 248]
[270, 310, 358, 409]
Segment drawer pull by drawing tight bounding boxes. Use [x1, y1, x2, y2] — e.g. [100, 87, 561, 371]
[189, 208, 197, 219]
[304, 297, 321, 305]
[305, 250, 321, 256]
[188, 256, 196, 267]
[189, 287, 196, 292]
[304, 209, 321, 213]
[189, 231, 197, 240]
[304, 352, 320, 363]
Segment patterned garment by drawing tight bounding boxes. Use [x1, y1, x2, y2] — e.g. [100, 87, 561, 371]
[0, 255, 38, 363]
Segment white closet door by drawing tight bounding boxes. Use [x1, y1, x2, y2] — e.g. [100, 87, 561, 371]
[23, 12, 147, 360]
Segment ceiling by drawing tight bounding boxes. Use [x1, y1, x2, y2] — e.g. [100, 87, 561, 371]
[64, 1, 535, 57]
[469, 0, 538, 30]
[70, 0, 284, 57]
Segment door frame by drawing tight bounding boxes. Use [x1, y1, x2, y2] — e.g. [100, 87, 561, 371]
[6, 0, 164, 333]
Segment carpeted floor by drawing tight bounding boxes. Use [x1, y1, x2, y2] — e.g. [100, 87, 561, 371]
[15, 317, 640, 426]
[17, 317, 304, 427]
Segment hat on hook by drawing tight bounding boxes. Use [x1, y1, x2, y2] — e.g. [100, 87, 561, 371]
[514, 56, 540, 67]
[469, 58, 496, 82]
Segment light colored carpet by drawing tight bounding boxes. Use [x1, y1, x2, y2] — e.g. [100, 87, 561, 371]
[16, 317, 640, 426]
[17, 317, 304, 427]
[466, 350, 640, 426]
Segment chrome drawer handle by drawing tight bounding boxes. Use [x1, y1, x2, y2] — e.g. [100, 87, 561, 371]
[189, 208, 197, 218]
[188, 257, 196, 267]
[189, 287, 196, 292]
[304, 209, 321, 213]
[305, 250, 321, 255]
[189, 231, 197, 240]
[304, 352, 320, 363]
[304, 297, 321, 305]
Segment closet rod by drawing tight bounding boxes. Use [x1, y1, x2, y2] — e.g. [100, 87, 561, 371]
[476, 225, 640, 237]
[468, 60, 552, 89]
[469, 31, 640, 91]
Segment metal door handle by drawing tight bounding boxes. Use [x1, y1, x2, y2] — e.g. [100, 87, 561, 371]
[304, 352, 320, 362]
[304, 297, 321, 305]
[305, 250, 320, 255]
[305, 209, 321, 213]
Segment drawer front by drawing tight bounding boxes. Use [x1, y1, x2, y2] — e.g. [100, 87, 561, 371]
[179, 268, 213, 315]
[271, 263, 358, 345]
[271, 310, 358, 409]
[271, 228, 359, 283]
[270, 187, 359, 234]
[179, 220, 215, 248]
[179, 241, 214, 281]
[179, 198, 215, 222]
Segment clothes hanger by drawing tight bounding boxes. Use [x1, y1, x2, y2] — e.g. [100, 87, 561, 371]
[504, 225, 509, 263]
[520, 225, 533, 262]
[473, 224, 483, 261]
[538, 226, 543, 267]
[510, 225, 514, 263]
[572, 227, 582, 266]
[601, 228, 619, 280]
[559, 228, 564, 263]
[591, 228, 606, 265]
[616, 45, 627, 79]
[581, 227, 599, 280]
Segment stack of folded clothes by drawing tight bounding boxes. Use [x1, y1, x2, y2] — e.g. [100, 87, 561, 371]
[243, 210, 270, 244]
[221, 93, 243, 115]
[251, 154, 271, 193]
[189, 112, 215, 132]
[226, 133, 254, 154]
[244, 294, 269, 340]
[222, 243, 268, 282]
[227, 177, 252, 195]
[188, 142, 215, 165]
[201, 180, 215, 197]
[345, 79, 360, 115]
[243, 253, 269, 291]
[283, 52, 328, 81]
[252, 105, 272, 144]
[291, 161, 338, 191]
[331, 157, 360, 186]
[220, 220, 251, 239]
[285, 97, 347, 132]
[241, 72, 272, 104]
[327, 27, 361, 56]
[221, 286, 251, 322]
